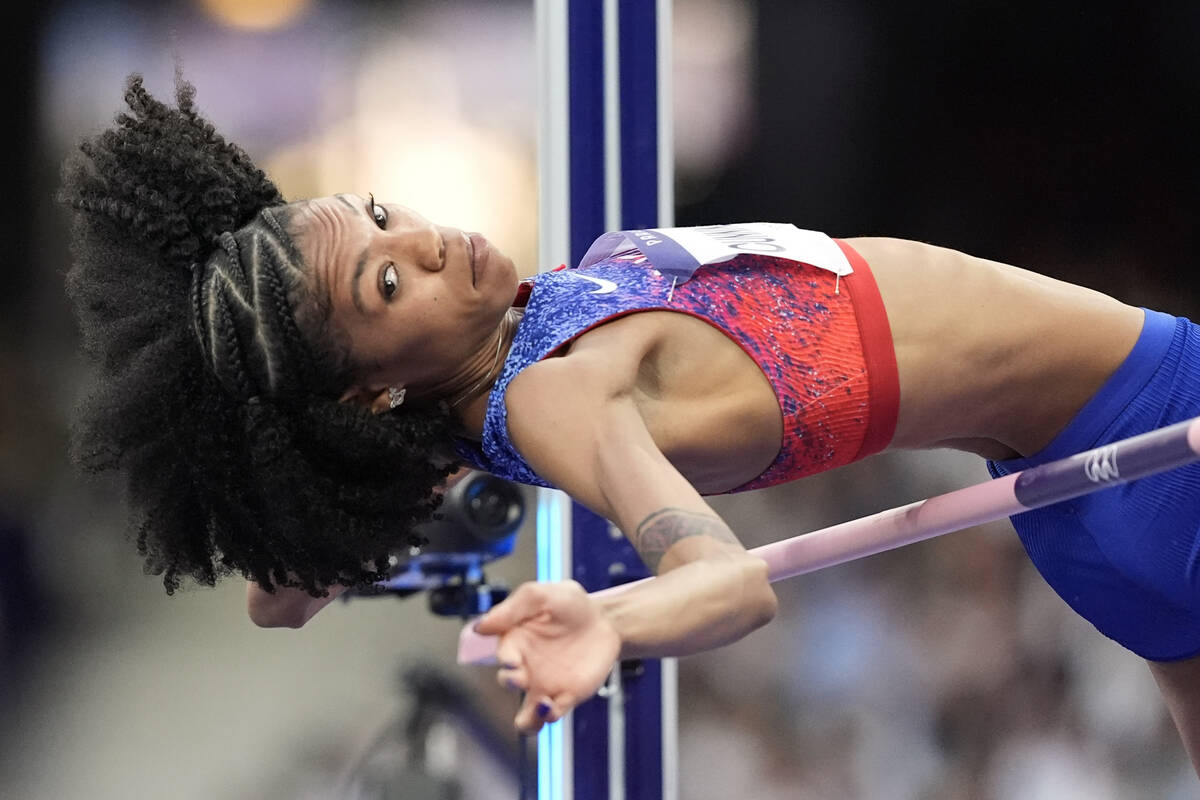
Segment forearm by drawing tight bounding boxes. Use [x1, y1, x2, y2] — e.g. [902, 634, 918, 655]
[1150, 655, 1200, 776]
[597, 552, 777, 660]
[590, 504, 778, 659]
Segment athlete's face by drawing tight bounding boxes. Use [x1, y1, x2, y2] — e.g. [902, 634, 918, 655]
[292, 194, 519, 399]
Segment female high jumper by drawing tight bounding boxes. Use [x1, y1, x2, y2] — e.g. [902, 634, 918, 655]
[60, 77, 1200, 772]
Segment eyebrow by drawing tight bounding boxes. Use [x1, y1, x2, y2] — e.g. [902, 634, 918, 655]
[350, 250, 369, 315]
[334, 194, 370, 315]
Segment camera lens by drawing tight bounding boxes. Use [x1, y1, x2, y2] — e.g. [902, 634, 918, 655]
[469, 492, 508, 527]
[464, 475, 523, 533]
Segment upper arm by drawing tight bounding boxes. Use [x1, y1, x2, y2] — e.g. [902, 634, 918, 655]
[504, 352, 748, 574]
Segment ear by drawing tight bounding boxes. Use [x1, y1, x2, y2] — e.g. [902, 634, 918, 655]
[338, 385, 393, 415]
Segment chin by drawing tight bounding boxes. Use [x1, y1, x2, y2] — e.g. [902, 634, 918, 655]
[494, 253, 521, 296]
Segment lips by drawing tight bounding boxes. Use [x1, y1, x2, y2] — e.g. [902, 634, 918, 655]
[465, 232, 476, 286]
[468, 232, 489, 287]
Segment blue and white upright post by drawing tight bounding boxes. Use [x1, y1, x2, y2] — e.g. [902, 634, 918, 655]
[535, 1, 676, 798]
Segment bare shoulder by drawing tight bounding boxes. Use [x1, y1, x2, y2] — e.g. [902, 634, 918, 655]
[503, 340, 741, 554]
[502, 333, 645, 517]
[506, 311, 669, 417]
[509, 325, 643, 405]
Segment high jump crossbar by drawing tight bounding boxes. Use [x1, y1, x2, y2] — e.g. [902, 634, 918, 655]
[460, 415, 1200, 665]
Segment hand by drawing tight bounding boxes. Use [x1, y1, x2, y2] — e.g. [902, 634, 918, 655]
[474, 580, 621, 734]
[245, 580, 347, 628]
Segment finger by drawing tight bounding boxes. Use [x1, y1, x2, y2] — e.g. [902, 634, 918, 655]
[514, 696, 555, 735]
[494, 639, 526, 691]
[496, 665, 528, 693]
[544, 692, 575, 723]
[495, 638, 525, 670]
[474, 582, 547, 636]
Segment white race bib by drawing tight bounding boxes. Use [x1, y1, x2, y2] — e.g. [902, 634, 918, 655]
[578, 223, 853, 282]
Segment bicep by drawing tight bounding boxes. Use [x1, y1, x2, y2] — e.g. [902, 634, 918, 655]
[505, 359, 747, 574]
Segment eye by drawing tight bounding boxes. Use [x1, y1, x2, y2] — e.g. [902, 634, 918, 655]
[368, 193, 389, 229]
[380, 263, 398, 299]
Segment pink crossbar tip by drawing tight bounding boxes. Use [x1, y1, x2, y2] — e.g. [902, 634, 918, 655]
[458, 623, 500, 665]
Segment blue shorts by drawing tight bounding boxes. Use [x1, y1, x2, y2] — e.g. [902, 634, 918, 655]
[988, 309, 1200, 662]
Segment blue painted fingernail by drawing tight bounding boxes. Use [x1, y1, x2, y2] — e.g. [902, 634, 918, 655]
[536, 701, 552, 717]
[500, 661, 518, 670]
[506, 678, 519, 690]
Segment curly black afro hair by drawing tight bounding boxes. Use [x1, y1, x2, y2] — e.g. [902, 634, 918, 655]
[60, 74, 459, 596]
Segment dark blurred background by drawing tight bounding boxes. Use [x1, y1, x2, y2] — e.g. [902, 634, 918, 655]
[2, 1, 1198, 798]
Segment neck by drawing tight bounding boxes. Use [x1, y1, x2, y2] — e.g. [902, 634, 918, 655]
[420, 308, 523, 434]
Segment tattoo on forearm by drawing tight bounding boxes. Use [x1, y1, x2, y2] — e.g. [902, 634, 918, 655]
[633, 508, 740, 572]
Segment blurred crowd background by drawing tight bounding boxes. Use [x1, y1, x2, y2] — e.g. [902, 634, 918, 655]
[2, 0, 1199, 798]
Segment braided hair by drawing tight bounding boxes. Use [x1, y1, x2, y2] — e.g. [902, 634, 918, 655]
[60, 75, 458, 596]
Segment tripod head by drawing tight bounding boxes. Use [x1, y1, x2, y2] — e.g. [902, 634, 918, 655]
[351, 470, 527, 618]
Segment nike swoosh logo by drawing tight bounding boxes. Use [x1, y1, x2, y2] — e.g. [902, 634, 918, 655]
[568, 272, 618, 295]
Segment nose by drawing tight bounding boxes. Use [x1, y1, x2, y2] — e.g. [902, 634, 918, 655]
[423, 225, 446, 273]
[389, 221, 445, 273]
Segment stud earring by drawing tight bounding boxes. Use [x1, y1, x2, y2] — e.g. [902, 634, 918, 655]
[388, 387, 406, 409]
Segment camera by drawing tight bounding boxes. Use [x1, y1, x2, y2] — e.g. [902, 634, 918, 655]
[360, 471, 527, 618]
